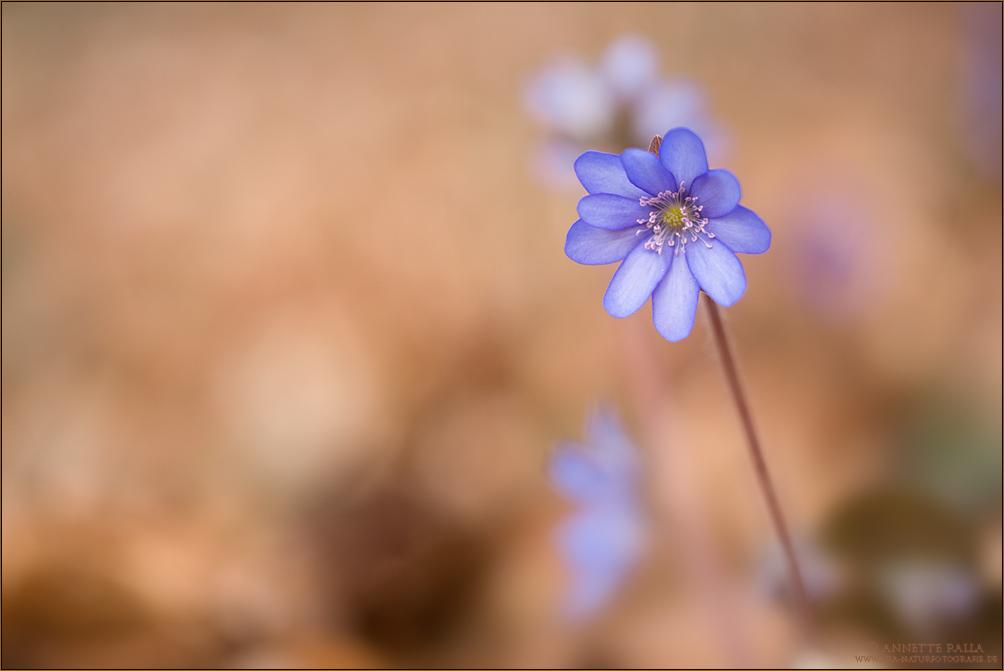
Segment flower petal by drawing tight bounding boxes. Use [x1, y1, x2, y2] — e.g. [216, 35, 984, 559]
[523, 59, 614, 138]
[558, 505, 644, 618]
[690, 169, 741, 218]
[558, 505, 644, 580]
[651, 253, 700, 341]
[600, 35, 659, 100]
[585, 414, 639, 498]
[578, 194, 651, 231]
[659, 127, 709, 188]
[574, 151, 649, 198]
[685, 239, 747, 307]
[565, 220, 645, 265]
[705, 206, 771, 254]
[603, 243, 671, 318]
[550, 443, 606, 503]
[620, 148, 677, 196]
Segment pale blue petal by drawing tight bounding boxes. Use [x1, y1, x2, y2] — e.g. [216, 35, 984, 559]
[577, 194, 651, 231]
[586, 410, 637, 467]
[705, 206, 771, 254]
[574, 151, 648, 198]
[651, 252, 701, 341]
[599, 35, 659, 100]
[659, 127, 709, 188]
[550, 443, 606, 503]
[632, 79, 707, 146]
[685, 240, 747, 307]
[523, 58, 615, 138]
[690, 169, 741, 218]
[565, 220, 645, 265]
[585, 410, 639, 492]
[559, 517, 623, 617]
[620, 148, 677, 196]
[603, 243, 671, 318]
[550, 407, 647, 622]
[558, 505, 645, 618]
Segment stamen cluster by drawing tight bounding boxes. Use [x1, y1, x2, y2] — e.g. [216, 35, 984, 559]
[636, 184, 715, 255]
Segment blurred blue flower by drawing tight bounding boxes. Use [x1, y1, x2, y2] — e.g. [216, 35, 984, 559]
[598, 34, 659, 103]
[550, 408, 647, 620]
[524, 35, 727, 190]
[633, 79, 727, 158]
[524, 55, 616, 141]
[566, 128, 770, 341]
[790, 189, 880, 322]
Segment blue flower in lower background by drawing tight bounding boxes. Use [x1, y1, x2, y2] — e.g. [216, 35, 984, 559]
[550, 408, 647, 620]
[566, 127, 770, 341]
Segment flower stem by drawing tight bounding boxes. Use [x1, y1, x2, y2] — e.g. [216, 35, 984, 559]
[703, 294, 814, 636]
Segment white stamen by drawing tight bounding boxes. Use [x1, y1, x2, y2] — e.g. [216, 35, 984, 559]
[637, 183, 715, 257]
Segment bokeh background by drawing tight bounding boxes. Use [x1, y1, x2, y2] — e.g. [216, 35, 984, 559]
[3, 3, 1001, 668]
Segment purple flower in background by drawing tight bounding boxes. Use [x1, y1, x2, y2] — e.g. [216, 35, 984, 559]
[550, 408, 647, 620]
[566, 127, 770, 341]
[791, 189, 881, 321]
[633, 79, 718, 151]
[524, 55, 616, 140]
[524, 35, 727, 190]
[598, 34, 660, 103]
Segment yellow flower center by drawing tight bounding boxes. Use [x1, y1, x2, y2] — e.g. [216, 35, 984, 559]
[661, 205, 688, 230]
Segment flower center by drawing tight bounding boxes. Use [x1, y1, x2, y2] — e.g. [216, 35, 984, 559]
[636, 184, 715, 255]
[661, 205, 688, 228]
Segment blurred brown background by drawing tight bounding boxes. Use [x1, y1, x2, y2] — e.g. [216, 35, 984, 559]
[3, 3, 1001, 668]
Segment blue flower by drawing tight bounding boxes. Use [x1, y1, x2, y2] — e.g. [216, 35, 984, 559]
[598, 34, 660, 103]
[523, 55, 616, 141]
[550, 409, 647, 620]
[523, 36, 727, 191]
[566, 127, 771, 341]
[790, 186, 879, 321]
[632, 79, 729, 159]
